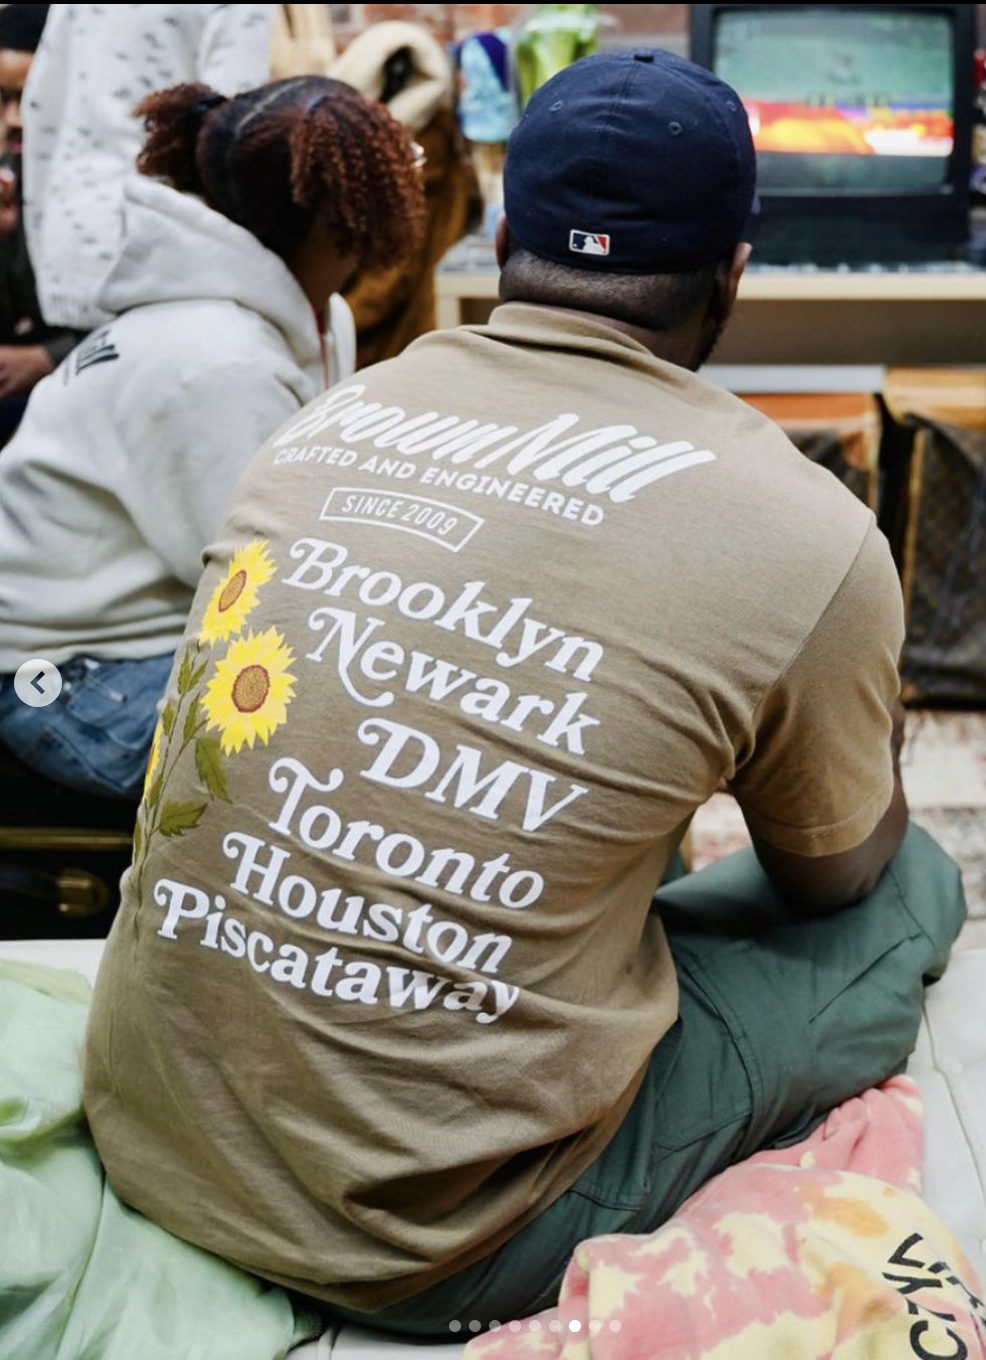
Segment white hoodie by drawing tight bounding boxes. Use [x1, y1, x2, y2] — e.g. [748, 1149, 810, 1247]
[23, 3, 275, 330]
[0, 176, 340, 672]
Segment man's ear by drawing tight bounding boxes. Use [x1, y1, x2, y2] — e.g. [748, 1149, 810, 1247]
[494, 214, 511, 270]
[710, 241, 752, 324]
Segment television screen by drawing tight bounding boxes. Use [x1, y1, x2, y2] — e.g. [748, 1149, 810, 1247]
[713, 7, 955, 194]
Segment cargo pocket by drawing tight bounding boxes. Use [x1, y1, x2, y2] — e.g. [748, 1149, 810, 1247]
[571, 1022, 684, 1214]
[804, 888, 927, 1121]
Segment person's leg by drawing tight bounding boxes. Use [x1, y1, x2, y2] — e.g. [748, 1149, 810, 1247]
[323, 1018, 685, 1340]
[325, 822, 964, 1338]
[0, 654, 173, 800]
[652, 820, 965, 1158]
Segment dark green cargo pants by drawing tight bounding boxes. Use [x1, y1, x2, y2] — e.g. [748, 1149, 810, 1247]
[329, 822, 966, 1338]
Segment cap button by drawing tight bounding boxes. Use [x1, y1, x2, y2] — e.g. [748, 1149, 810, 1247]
[631, 49, 655, 63]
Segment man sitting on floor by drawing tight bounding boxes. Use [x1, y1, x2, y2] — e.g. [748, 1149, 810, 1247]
[83, 49, 966, 1337]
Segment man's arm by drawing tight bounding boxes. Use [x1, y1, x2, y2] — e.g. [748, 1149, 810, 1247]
[732, 523, 908, 917]
[749, 732, 907, 915]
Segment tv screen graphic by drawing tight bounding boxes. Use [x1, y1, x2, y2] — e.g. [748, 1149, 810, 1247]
[714, 7, 955, 193]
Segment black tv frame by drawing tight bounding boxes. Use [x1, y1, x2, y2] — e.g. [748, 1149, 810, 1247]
[689, 2, 976, 264]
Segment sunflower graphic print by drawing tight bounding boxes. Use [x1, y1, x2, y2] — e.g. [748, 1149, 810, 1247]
[202, 627, 296, 755]
[199, 540, 276, 645]
[132, 539, 294, 880]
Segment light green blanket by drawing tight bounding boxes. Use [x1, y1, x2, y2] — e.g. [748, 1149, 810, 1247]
[0, 961, 321, 1360]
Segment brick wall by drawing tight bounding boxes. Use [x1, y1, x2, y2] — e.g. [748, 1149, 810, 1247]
[329, 3, 984, 49]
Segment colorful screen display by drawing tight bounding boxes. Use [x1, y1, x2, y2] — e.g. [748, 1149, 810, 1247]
[714, 8, 955, 192]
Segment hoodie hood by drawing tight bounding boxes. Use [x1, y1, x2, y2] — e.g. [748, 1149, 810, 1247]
[98, 176, 321, 372]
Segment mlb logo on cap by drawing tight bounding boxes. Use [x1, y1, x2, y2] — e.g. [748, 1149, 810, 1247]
[569, 230, 610, 257]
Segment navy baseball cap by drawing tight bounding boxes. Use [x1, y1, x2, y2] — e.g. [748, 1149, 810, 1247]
[504, 48, 757, 273]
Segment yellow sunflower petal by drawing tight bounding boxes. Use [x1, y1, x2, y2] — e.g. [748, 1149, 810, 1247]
[143, 720, 163, 796]
[198, 540, 277, 646]
[202, 627, 296, 756]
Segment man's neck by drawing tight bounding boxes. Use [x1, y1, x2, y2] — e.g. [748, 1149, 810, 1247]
[504, 301, 704, 371]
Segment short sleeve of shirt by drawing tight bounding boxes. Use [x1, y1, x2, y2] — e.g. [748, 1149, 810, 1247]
[731, 520, 905, 858]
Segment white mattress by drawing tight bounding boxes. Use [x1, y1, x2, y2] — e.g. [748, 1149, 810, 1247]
[2, 938, 984, 1360]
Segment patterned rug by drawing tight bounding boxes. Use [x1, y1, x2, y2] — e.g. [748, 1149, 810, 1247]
[690, 710, 986, 951]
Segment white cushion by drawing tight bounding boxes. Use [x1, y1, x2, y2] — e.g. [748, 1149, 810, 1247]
[2, 938, 984, 1358]
[909, 951, 986, 1280]
[327, 1327, 465, 1358]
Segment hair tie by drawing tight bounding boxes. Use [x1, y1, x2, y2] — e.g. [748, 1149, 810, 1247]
[304, 91, 330, 116]
[188, 92, 227, 134]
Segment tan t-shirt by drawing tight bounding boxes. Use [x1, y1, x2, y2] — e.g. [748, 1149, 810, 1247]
[83, 305, 904, 1309]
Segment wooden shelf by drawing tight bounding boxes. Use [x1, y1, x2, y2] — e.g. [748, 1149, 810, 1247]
[435, 267, 986, 306]
[737, 270, 986, 301]
[433, 263, 986, 363]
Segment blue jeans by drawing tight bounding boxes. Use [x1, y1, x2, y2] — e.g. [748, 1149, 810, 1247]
[0, 654, 173, 801]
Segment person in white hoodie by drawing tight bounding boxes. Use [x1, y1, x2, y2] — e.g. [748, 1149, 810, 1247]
[21, 3, 277, 332]
[0, 74, 425, 800]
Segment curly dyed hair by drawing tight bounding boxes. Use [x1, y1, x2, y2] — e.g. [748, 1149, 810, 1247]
[135, 76, 425, 268]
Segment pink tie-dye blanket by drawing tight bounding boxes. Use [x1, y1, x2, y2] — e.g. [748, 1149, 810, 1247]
[465, 1077, 986, 1360]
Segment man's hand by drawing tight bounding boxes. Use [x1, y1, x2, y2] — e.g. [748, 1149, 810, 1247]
[0, 167, 18, 240]
[0, 344, 53, 400]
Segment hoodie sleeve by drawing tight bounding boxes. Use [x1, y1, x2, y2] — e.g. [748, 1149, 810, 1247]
[127, 361, 304, 589]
